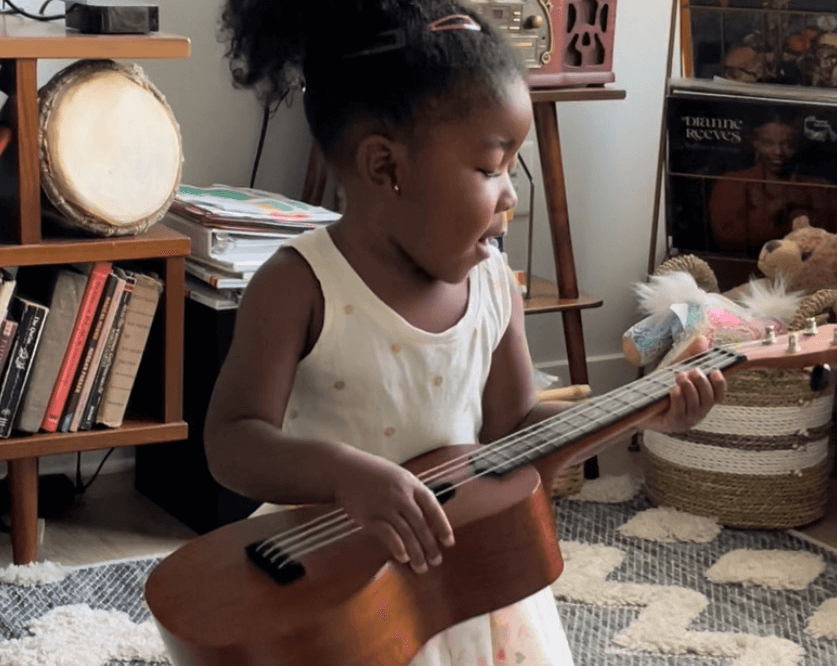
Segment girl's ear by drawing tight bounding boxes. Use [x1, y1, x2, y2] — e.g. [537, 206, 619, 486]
[355, 134, 408, 194]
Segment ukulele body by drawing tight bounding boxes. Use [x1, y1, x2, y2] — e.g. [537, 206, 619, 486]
[145, 444, 563, 666]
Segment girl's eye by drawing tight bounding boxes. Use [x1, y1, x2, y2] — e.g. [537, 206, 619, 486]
[480, 169, 504, 178]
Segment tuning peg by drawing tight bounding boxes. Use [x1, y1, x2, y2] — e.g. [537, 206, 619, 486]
[811, 364, 832, 392]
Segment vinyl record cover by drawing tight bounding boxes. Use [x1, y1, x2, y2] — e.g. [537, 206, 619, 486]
[667, 79, 837, 258]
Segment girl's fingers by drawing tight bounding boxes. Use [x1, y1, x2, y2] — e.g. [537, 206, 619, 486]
[368, 520, 409, 565]
[710, 369, 726, 402]
[400, 499, 443, 569]
[415, 486, 455, 549]
[389, 513, 429, 573]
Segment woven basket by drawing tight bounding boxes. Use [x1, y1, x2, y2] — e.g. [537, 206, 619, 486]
[640, 256, 837, 528]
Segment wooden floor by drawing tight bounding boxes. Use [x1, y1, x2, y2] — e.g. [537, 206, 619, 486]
[1, 442, 837, 568]
[0, 469, 196, 568]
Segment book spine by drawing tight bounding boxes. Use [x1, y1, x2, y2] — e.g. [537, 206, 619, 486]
[59, 271, 118, 433]
[41, 261, 112, 433]
[96, 273, 163, 428]
[0, 319, 18, 380]
[15, 269, 87, 433]
[78, 274, 134, 431]
[0, 298, 49, 438]
[67, 273, 126, 433]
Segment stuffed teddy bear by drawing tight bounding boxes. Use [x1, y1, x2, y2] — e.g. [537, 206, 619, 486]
[755, 215, 837, 295]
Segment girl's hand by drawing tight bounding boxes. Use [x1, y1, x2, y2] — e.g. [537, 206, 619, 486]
[644, 366, 726, 434]
[644, 335, 726, 434]
[332, 448, 455, 574]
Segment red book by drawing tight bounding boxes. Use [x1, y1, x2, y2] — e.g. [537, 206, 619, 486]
[41, 261, 112, 432]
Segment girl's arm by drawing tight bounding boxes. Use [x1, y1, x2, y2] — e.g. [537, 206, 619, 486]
[479, 284, 725, 444]
[204, 247, 340, 505]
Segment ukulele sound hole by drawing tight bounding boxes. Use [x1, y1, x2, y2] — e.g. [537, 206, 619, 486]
[245, 541, 306, 585]
[429, 482, 455, 505]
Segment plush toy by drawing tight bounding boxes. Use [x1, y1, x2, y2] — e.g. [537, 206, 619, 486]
[756, 215, 837, 295]
[622, 270, 798, 368]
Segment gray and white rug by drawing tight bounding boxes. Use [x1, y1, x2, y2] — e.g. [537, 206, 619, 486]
[553, 478, 837, 666]
[0, 477, 836, 665]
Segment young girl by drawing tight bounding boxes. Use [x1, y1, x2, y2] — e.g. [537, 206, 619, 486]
[207, 1, 726, 664]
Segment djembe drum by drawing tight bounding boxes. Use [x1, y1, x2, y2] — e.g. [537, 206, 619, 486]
[38, 59, 183, 237]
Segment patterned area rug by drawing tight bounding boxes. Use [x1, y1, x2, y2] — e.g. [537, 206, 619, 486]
[553, 482, 837, 666]
[1, 481, 836, 666]
[0, 558, 166, 666]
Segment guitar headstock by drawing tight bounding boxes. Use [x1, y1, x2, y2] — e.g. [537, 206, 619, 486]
[728, 323, 837, 372]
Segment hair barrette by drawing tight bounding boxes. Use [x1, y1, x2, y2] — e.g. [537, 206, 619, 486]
[428, 14, 482, 33]
[342, 28, 407, 59]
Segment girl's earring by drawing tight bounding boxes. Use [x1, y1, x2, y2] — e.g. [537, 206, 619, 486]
[392, 182, 401, 195]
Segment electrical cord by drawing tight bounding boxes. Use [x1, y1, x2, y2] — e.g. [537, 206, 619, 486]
[1, 0, 64, 20]
[75, 448, 115, 494]
[248, 87, 293, 189]
[249, 103, 271, 189]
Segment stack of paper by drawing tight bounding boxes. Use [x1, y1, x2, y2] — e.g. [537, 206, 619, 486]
[163, 184, 341, 309]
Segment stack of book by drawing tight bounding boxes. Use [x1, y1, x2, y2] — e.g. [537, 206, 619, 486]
[162, 184, 341, 310]
[0, 262, 164, 437]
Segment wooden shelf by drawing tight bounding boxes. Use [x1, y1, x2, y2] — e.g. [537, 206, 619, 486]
[0, 15, 190, 59]
[521, 275, 603, 315]
[0, 17, 191, 564]
[0, 224, 190, 265]
[0, 419, 188, 460]
[529, 86, 626, 104]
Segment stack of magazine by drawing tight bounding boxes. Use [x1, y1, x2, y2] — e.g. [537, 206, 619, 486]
[162, 184, 341, 310]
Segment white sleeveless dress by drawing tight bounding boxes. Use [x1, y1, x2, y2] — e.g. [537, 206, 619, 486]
[262, 226, 575, 666]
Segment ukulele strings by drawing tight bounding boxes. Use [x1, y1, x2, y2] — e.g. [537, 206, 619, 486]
[258, 349, 732, 563]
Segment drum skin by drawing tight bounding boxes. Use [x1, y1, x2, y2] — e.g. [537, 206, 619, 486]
[38, 59, 183, 237]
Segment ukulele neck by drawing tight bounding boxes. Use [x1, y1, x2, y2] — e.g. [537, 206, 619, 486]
[472, 347, 747, 485]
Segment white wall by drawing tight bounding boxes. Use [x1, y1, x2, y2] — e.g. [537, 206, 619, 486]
[3, 0, 678, 478]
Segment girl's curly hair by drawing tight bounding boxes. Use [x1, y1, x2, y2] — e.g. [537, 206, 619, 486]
[220, 0, 524, 162]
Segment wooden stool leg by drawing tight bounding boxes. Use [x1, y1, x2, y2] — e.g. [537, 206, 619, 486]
[532, 100, 599, 478]
[8, 457, 39, 564]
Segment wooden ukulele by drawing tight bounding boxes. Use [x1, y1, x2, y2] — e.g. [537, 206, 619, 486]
[145, 325, 837, 666]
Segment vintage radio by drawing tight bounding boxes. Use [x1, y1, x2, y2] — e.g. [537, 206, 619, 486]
[471, 0, 617, 88]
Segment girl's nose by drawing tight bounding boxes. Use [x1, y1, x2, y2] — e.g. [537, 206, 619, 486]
[496, 172, 518, 213]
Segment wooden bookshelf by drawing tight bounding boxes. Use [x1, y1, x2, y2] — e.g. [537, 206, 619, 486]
[0, 17, 191, 563]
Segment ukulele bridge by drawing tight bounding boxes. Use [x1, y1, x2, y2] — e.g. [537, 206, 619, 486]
[245, 541, 306, 585]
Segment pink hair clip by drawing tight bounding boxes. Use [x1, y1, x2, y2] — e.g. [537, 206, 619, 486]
[428, 14, 482, 33]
